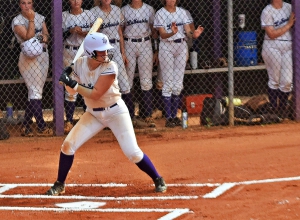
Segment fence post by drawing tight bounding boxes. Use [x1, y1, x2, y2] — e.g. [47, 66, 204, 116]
[213, 0, 223, 99]
[228, 0, 234, 126]
[51, 0, 64, 136]
[292, 0, 300, 121]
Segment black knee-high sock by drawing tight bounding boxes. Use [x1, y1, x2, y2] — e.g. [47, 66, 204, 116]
[268, 87, 278, 109]
[122, 93, 135, 118]
[142, 89, 153, 118]
[31, 99, 46, 130]
[57, 151, 74, 184]
[136, 154, 160, 181]
[23, 100, 34, 129]
[278, 90, 290, 110]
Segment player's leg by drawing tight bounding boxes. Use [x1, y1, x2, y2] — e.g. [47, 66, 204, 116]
[159, 42, 175, 127]
[107, 99, 167, 192]
[64, 92, 77, 133]
[111, 45, 135, 119]
[19, 52, 51, 136]
[171, 42, 187, 126]
[63, 49, 78, 133]
[137, 41, 155, 127]
[262, 41, 281, 112]
[45, 111, 105, 195]
[34, 52, 52, 136]
[18, 53, 36, 136]
[278, 42, 293, 118]
[124, 41, 148, 127]
[125, 41, 138, 116]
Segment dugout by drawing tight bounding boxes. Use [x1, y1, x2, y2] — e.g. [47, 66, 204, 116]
[0, 0, 289, 113]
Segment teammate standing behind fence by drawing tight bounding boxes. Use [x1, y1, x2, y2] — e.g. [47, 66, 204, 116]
[261, 0, 295, 119]
[45, 33, 167, 195]
[62, 0, 96, 134]
[12, 0, 52, 137]
[90, 0, 142, 127]
[121, 0, 159, 128]
[154, 0, 204, 128]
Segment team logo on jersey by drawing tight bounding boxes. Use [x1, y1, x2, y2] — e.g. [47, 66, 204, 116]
[102, 37, 107, 44]
[126, 18, 148, 26]
[274, 17, 289, 27]
[166, 22, 184, 30]
[101, 22, 119, 29]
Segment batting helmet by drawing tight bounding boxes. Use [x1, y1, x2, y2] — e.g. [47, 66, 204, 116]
[84, 33, 114, 58]
[21, 37, 43, 58]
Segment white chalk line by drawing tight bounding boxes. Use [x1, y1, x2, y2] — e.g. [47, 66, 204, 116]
[0, 206, 192, 213]
[0, 183, 127, 187]
[158, 209, 192, 220]
[203, 183, 236, 199]
[202, 176, 300, 199]
[0, 194, 198, 200]
[0, 183, 220, 187]
[0, 176, 299, 219]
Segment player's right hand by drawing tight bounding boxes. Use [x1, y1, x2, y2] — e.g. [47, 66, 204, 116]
[171, 22, 178, 35]
[24, 9, 35, 21]
[59, 66, 78, 88]
[288, 12, 296, 28]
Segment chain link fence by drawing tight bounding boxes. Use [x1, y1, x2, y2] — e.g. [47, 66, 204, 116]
[0, 0, 297, 139]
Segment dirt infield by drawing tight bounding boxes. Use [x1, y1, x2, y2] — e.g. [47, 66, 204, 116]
[0, 122, 299, 219]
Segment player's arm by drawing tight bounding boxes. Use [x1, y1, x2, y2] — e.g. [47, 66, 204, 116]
[118, 26, 128, 66]
[77, 74, 115, 100]
[40, 22, 50, 43]
[150, 24, 159, 65]
[157, 22, 178, 39]
[13, 9, 35, 40]
[184, 24, 204, 39]
[264, 12, 295, 39]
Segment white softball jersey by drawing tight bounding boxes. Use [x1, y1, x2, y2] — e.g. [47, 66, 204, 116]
[73, 56, 121, 108]
[62, 9, 96, 47]
[121, 3, 155, 38]
[90, 5, 123, 40]
[154, 7, 193, 42]
[261, 2, 292, 41]
[12, 13, 45, 45]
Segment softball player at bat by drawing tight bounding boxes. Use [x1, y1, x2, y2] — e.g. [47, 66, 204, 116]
[90, 0, 135, 122]
[261, 0, 295, 118]
[121, 0, 159, 128]
[12, 0, 52, 137]
[45, 33, 167, 195]
[62, 0, 96, 134]
[154, 0, 203, 127]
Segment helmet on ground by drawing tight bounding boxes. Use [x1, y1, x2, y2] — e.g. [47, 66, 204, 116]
[84, 33, 114, 58]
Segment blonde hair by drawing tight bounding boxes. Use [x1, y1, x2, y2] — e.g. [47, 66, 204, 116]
[161, 0, 180, 6]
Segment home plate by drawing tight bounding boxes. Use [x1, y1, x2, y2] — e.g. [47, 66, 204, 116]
[56, 201, 106, 209]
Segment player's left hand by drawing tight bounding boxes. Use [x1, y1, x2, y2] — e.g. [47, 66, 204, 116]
[193, 26, 204, 39]
[59, 66, 78, 88]
[122, 53, 129, 66]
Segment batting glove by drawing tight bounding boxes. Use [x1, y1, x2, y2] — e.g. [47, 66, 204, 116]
[59, 66, 78, 89]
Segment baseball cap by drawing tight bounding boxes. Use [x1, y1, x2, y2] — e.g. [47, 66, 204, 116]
[21, 37, 43, 58]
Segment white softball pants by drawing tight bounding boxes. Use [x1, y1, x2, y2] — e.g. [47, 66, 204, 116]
[18, 51, 49, 100]
[159, 40, 187, 97]
[262, 40, 293, 92]
[125, 39, 153, 91]
[61, 98, 144, 163]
